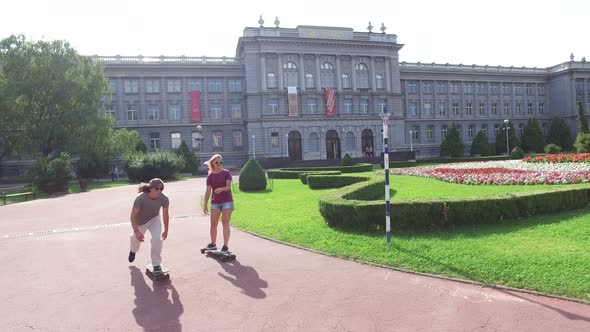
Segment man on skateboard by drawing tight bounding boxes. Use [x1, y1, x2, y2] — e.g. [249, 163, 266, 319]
[128, 178, 170, 275]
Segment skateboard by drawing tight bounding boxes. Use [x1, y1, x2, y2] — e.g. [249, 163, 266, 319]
[200, 247, 236, 262]
[145, 261, 171, 281]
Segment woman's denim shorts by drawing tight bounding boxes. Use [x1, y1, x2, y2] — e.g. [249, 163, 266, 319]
[210, 201, 234, 211]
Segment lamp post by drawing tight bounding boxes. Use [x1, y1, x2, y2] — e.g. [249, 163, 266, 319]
[379, 110, 392, 244]
[251, 134, 256, 159]
[196, 125, 203, 171]
[504, 119, 510, 155]
[285, 133, 289, 158]
[409, 129, 413, 151]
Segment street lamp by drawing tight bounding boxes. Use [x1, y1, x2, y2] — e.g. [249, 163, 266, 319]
[285, 133, 289, 158]
[503, 119, 510, 155]
[251, 134, 256, 159]
[379, 110, 392, 244]
[409, 129, 413, 151]
[196, 125, 203, 171]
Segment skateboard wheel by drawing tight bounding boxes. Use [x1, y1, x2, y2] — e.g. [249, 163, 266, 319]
[200, 249, 205, 254]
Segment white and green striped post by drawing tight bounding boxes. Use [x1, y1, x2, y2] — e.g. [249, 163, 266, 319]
[379, 111, 391, 244]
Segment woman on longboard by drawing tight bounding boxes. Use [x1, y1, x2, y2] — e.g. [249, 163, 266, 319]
[202, 154, 234, 253]
[128, 178, 170, 274]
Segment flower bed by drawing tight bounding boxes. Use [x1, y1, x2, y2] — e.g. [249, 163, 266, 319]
[381, 160, 590, 185]
[523, 153, 590, 163]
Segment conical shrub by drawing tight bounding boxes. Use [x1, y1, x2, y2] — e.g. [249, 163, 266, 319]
[239, 158, 267, 192]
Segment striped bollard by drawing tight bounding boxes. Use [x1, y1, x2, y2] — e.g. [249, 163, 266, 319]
[379, 112, 391, 244]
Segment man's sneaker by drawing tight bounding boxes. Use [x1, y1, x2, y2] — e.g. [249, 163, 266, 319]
[221, 245, 229, 252]
[153, 265, 162, 274]
[128, 251, 136, 263]
[206, 243, 217, 251]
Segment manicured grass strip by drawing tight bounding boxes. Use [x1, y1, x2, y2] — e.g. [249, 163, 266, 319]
[232, 178, 590, 301]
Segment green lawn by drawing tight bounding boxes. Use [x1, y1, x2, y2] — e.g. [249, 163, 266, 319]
[233, 177, 590, 301]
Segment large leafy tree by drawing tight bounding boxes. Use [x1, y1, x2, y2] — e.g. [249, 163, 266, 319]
[440, 123, 464, 157]
[521, 118, 545, 153]
[547, 117, 573, 151]
[495, 120, 520, 155]
[470, 130, 492, 156]
[0, 35, 108, 158]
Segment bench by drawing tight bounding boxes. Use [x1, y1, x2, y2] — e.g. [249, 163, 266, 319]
[1, 187, 36, 205]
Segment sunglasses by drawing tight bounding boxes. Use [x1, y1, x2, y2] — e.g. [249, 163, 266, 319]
[152, 187, 163, 191]
[214, 161, 222, 165]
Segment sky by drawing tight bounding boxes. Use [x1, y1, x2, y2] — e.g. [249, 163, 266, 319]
[1, 0, 588, 68]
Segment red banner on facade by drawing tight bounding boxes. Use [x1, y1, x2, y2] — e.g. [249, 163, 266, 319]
[287, 86, 298, 117]
[325, 87, 336, 117]
[190, 90, 201, 123]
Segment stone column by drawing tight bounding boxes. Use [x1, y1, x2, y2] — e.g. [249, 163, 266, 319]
[298, 53, 305, 92]
[260, 54, 267, 91]
[385, 58, 391, 92]
[336, 55, 342, 91]
[315, 55, 321, 91]
[352, 57, 358, 91]
[370, 57, 377, 92]
[278, 54, 284, 90]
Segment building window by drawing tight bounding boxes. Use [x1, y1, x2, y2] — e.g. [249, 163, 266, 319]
[147, 105, 160, 120]
[411, 126, 420, 142]
[109, 79, 117, 94]
[231, 103, 242, 119]
[149, 132, 160, 150]
[409, 102, 417, 117]
[491, 103, 498, 115]
[171, 133, 181, 149]
[516, 102, 522, 115]
[127, 104, 137, 121]
[479, 103, 485, 116]
[539, 103, 544, 115]
[468, 125, 475, 140]
[438, 102, 446, 116]
[427, 126, 434, 142]
[537, 84, 545, 95]
[515, 84, 523, 95]
[320, 62, 335, 88]
[466, 103, 472, 115]
[490, 83, 499, 94]
[267, 73, 277, 89]
[229, 79, 242, 92]
[527, 103, 533, 115]
[379, 99, 387, 113]
[518, 123, 524, 136]
[124, 79, 139, 93]
[423, 81, 433, 93]
[423, 102, 432, 116]
[494, 124, 500, 137]
[408, 81, 418, 93]
[503, 102, 510, 115]
[146, 79, 160, 93]
[188, 79, 202, 91]
[356, 63, 369, 89]
[233, 130, 243, 147]
[376, 74, 384, 90]
[502, 83, 511, 94]
[167, 79, 181, 93]
[477, 82, 487, 94]
[210, 103, 222, 119]
[464, 83, 473, 94]
[481, 124, 488, 137]
[305, 73, 315, 88]
[360, 99, 369, 114]
[267, 98, 279, 114]
[452, 103, 459, 116]
[212, 130, 223, 148]
[284, 62, 299, 87]
[208, 79, 222, 93]
[526, 84, 534, 95]
[307, 98, 316, 114]
[271, 132, 279, 147]
[441, 125, 448, 139]
[450, 82, 460, 94]
[168, 104, 181, 120]
[436, 82, 447, 94]
[192, 131, 202, 149]
[341, 74, 351, 89]
[344, 99, 353, 113]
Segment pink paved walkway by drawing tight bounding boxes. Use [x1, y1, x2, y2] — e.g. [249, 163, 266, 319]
[1, 178, 589, 331]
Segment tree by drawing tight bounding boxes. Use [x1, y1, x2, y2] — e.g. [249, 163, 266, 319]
[547, 117, 573, 151]
[440, 124, 464, 157]
[174, 140, 199, 174]
[112, 129, 142, 157]
[0, 65, 24, 161]
[75, 116, 116, 179]
[470, 131, 492, 156]
[239, 159, 267, 192]
[577, 100, 589, 134]
[521, 118, 545, 153]
[0, 35, 108, 157]
[495, 120, 520, 155]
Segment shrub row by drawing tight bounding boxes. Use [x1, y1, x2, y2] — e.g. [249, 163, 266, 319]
[124, 152, 185, 182]
[268, 163, 373, 179]
[307, 175, 371, 189]
[319, 179, 590, 233]
[299, 171, 341, 184]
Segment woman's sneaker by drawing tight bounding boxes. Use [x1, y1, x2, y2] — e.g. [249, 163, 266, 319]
[206, 243, 217, 251]
[221, 245, 229, 252]
[128, 251, 136, 263]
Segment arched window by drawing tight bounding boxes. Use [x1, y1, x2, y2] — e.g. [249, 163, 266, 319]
[376, 74, 384, 89]
[341, 73, 351, 89]
[305, 73, 315, 88]
[283, 61, 298, 87]
[192, 131, 202, 149]
[232, 130, 243, 147]
[356, 63, 369, 88]
[171, 132, 181, 149]
[320, 62, 335, 88]
[267, 72, 277, 88]
[212, 130, 223, 148]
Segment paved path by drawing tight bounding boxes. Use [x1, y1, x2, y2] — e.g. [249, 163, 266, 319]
[1, 178, 589, 331]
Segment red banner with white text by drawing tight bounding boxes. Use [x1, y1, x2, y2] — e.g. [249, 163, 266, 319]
[190, 90, 201, 123]
[325, 87, 336, 117]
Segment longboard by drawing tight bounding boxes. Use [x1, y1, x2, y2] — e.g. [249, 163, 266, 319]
[200, 248, 236, 262]
[145, 261, 171, 281]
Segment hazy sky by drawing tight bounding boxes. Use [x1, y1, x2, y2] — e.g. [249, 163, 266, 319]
[1, 0, 588, 68]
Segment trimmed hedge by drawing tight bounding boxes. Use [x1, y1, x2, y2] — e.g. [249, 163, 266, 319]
[307, 175, 370, 189]
[268, 163, 373, 179]
[319, 179, 590, 233]
[123, 152, 185, 182]
[239, 158, 267, 192]
[299, 171, 342, 184]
